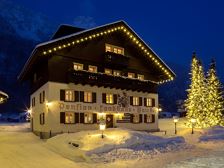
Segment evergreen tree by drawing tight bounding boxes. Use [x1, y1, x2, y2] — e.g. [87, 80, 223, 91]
[185, 53, 208, 128]
[206, 59, 224, 126]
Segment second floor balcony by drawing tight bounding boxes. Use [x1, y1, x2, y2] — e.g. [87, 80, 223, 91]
[68, 70, 157, 93]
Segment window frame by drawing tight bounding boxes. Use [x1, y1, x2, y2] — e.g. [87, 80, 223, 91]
[84, 92, 92, 103]
[65, 90, 74, 102]
[65, 112, 75, 124]
[105, 44, 124, 55]
[88, 65, 97, 73]
[73, 62, 83, 70]
[133, 96, 139, 106]
[106, 93, 114, 104]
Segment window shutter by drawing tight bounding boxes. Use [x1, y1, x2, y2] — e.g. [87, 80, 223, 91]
[39, 93, 42, 104]
[43, 91, 45, 102]
[152, 98, 155, 107]
[80, 113, 84, 123]
[139, 114, 142, 123]
[39, 114, 41, 124]
[151, 114, 155, 123]
[102, 93, 106, 103]
[130, 96, 133, 105]
[74, 91, 79, 102]
[43, 113, 45, 124]
[144, 114, 147, 123]
[60, 90, 65, 101]
[75, 113, 79, 123]
[144, 98, 146, 106]
[93, 113, 97, 123]
[80, 91, 84, 102]
[113, 94, 117, 104]
[130, 114, 133, 123]
[92, 92, 96, 103]
[60, 112, 65, 124]
[139, 97, 142, 106]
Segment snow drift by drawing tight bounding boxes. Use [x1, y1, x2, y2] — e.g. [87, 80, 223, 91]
[46, 128, 187, 163]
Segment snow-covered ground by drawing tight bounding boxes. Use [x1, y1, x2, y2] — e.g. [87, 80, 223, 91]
[0, 119, 223, 168]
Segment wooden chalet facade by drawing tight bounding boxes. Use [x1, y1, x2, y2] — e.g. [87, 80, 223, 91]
[18, 21, 175, 138]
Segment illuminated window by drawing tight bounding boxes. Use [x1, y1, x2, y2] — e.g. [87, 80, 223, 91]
[146, 98, 152, 107]
[113, 70, 121, 76]
[133, 97, 139, 106]
[128, 72, 135, 78]
[137, 74, 144, 80]
[73, 63, 83, 70]
[84, 92, 92, 103]
[65, 90, 74, 101]
[84, 113, 93, 123]
[105, 68, 112, 75]
[105, 44, 124, 55]
[65, 112, 74, 124]
[88, 65, 97, 73]
[144, 114, 155, 123]
[133, 114, 139, 123]
[106, 94, 114, 104]
[106, 45, 112, 52]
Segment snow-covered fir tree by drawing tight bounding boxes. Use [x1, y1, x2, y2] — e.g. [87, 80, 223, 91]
[185, 53, 208, 128]
[206, 59, 224, 126]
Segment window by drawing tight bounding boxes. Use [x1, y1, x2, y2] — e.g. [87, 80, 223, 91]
[133, 114, 140, 123]
[128, 72, 135, 78]
[65, 90, 74, 101]
[105, 68, 112, 75]
[106, 45, 112, 52]
[133, 97, 139, 106]
[105, 44, 124, 55]
[113, 70, 121, 76]
[106, 94, 114, 104]
[65, 112, 74, 124]
[146, 98, 152, 107]
[40, 113, 45, 125]
[137, 74, 144, 80]
[88, 65, 97, 73]
[84, 113, 93, 123]
[144, 114, 155, 123]
[73, 63, 83, 70]
[84, 92, 92, 103]
[32, 97, 35, 107]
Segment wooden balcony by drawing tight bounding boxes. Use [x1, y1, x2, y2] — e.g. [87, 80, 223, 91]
[104, 51, 130, 67]
[68, 70, 157, 93]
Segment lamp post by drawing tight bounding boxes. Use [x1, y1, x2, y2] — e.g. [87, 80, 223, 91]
[99, 122, 106, 138]
[191, 118, 196, 134]
[173, 116, 179, 134]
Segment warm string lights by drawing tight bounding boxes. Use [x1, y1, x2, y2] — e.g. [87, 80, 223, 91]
[42, 25, 174, 83]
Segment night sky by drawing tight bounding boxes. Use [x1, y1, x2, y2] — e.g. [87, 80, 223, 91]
[12, 0, 224, 79]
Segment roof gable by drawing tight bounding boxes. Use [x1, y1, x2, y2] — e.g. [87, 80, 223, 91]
[18, 20, 175, 83]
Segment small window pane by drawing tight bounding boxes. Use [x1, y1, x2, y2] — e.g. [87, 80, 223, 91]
[133, 97, 139, 106]
[137, 74, 144, 80]
[74, 63, 83, 70]
[106, 94, 113, 104]
[65, 112, 74, 124]
[84, 92, 92, 103]
[65, 90, 74, 101]
[146, 98, 152, 107]
[89, 65, 97, 73]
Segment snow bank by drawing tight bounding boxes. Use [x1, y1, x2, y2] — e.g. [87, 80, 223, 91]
[199, 126, 224, 142]
[46, 128, 187, 163]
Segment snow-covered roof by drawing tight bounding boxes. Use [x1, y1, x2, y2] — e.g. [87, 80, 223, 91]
[18, 20, 176, 83]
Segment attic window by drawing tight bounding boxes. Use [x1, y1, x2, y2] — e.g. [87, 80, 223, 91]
[105, 44, 124, 55]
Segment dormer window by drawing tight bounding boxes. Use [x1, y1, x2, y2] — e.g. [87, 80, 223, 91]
[137, 74, 144, 80]
[74, 63, 83, 70]
[128, 72, 135, 78]
[105, 44, 124, 55]
[88, 65, 97, 73]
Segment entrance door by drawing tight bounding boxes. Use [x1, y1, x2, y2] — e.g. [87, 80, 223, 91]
[106, 114, 113, 128]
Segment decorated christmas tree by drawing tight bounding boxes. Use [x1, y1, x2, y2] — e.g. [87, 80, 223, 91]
[185, 53, 208, 128]
[206, 59, 224, 126]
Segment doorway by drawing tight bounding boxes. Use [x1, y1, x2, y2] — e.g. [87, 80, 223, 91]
[106, 114, 113, 128]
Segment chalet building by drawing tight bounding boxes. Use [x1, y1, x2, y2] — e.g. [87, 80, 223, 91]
[18, 21, 175, 138]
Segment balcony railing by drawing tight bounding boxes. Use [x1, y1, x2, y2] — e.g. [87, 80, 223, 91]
[68, 70, 157, 93]
[104, 51, 130, 67]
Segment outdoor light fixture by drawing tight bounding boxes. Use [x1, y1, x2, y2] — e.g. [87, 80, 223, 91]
[158, 108, 162, 112]
[173, 116, 179, 134]
[99, 122, 106, 139]
[191, 118, 196, 134]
